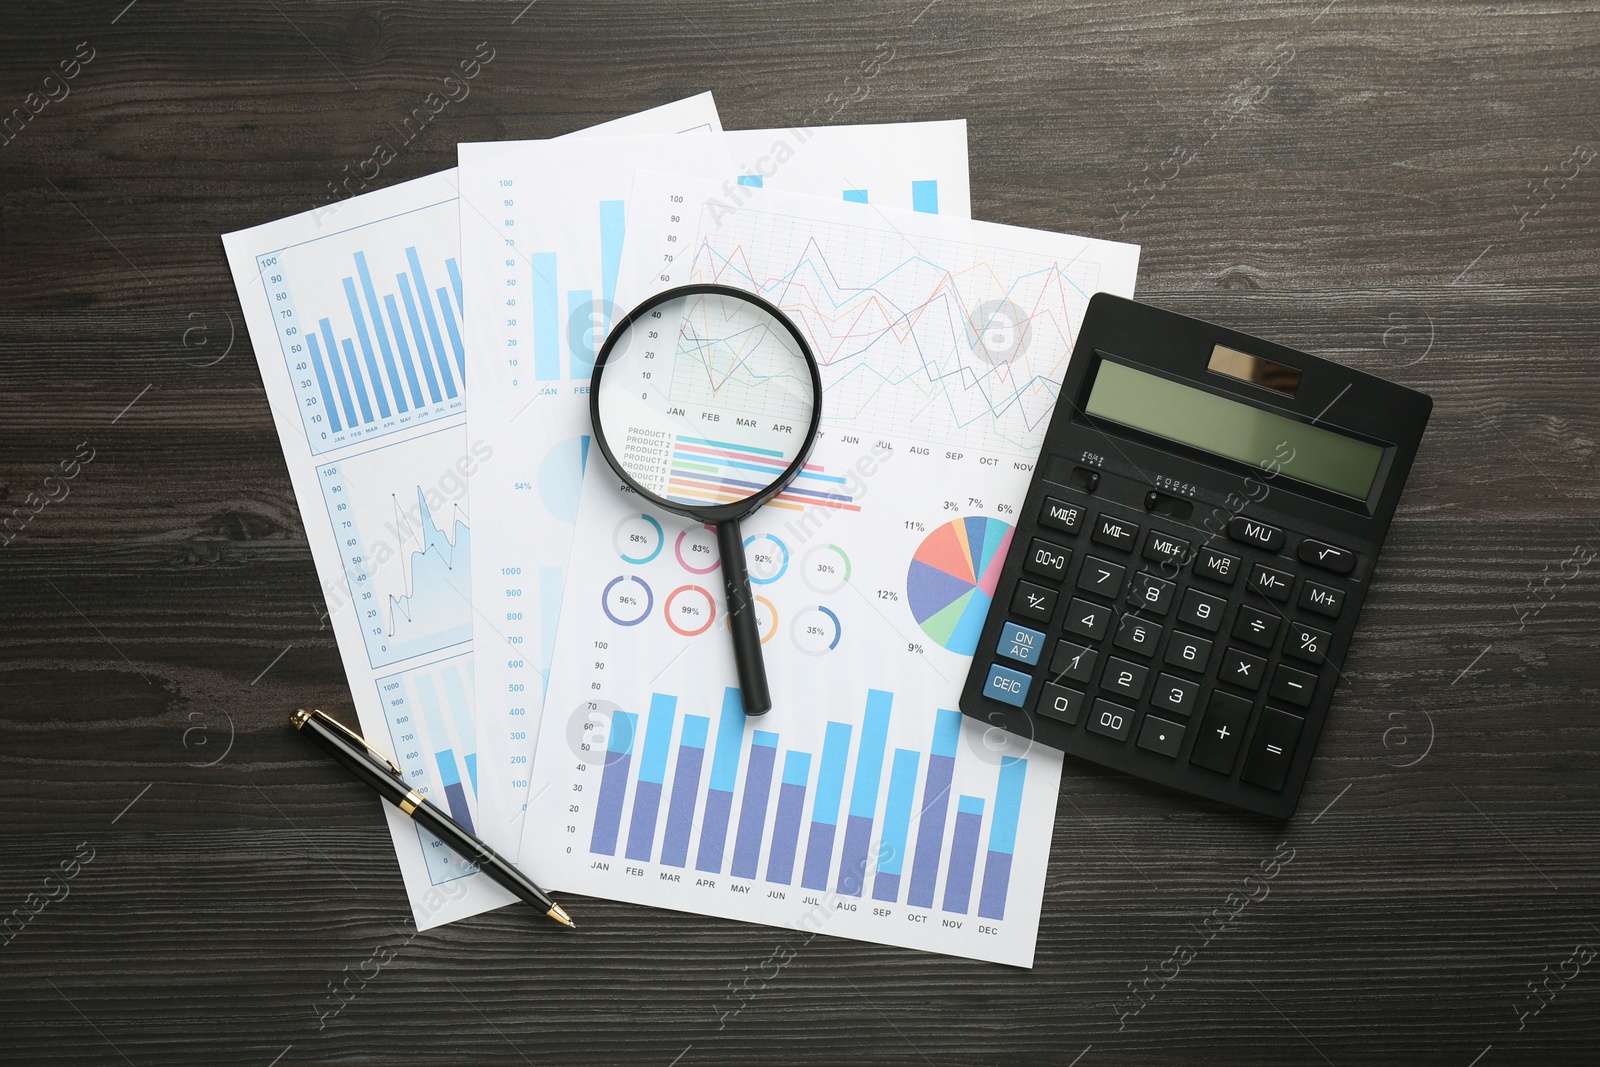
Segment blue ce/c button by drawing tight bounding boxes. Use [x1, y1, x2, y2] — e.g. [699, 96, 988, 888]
[985, 663, 1032, 708]
[997, 622, 1047, 666]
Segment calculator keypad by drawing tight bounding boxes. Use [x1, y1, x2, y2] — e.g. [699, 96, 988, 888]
[968, 481, 1363, 816]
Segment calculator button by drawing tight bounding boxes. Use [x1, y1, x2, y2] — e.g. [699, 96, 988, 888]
[1009, 581, 1058, 624]
[1113, 615, 1162, 656]
[1063, 597, 1112, 641]
[1220, 647, 1266, 691]
[1298, 539, 1355, 575]
[1126, 572, 1176, 615]
[1040, 496, 1086, 535]
[1228, 516, 1285, 551]
[1137, 714, 1187, 758]
[985, 664, 1032, 707]
[1163, 632, 1214, 673]
[1048, 640, 1099, 684]
[1101, 656, 1149, 699]
[1036, 683, 1086, 725]
[1077, 556, 1126, 598]
[1284, 621, 1330, 664]
[1086, 698, 1135, 741]
[1151, 673, 1199, 716]
[1268, 664, 1318, 708]
[997, 622, 1048, 667]
[1231, 606, 1281, 649]
[1091, 514, 1140, 551]
[1299, 580, 1344, 617]
[1240, 708, 1305, 791]
[1248, 564, 1293, 602]
[1190, 691, 1252, 775]
[1142, 530, 1192, 567]
[1023, 538, 1073, 582]
[1194, 546, 1240, 584]
[1177, 588, 1226, 633]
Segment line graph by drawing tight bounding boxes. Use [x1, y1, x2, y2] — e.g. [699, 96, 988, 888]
[316, 429, 475, 668]
[683, 207, 1106, 452]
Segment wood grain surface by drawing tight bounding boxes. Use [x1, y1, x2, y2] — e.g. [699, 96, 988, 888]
[2, 1, 1598, 1064]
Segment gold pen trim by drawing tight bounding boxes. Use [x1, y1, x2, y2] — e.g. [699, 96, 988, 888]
[398, 789, 425, 816]
[546, 903, 576, 928]
[292, 708, 403, 777]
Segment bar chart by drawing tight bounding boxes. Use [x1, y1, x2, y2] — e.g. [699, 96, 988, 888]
[376, 654, 480, 885]
[583, 686, 1026, 921]
[665, 437, 861, 514]
[532, 198, 626, 382]
[254, 198, 467, 456]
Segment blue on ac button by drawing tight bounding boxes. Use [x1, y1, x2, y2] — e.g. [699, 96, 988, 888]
[985, 663, 1032, 708]
[997, 621, 1047, 666]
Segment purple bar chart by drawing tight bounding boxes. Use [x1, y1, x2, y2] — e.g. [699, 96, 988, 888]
[580, 686, 1027, 920]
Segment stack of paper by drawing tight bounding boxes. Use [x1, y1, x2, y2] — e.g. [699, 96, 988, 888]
[224, 93, 1139, 966]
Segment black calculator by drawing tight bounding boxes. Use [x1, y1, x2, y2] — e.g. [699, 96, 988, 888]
[959, 294, 1431, 817]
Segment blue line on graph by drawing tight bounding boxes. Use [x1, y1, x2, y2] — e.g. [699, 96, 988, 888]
[355, 252, 409, 414]
[384, 293, 430, 406]
[343, 277, 392, 418]
[533, 252, 560, 381]
[305, 332, 342, 432]
[397, 274, 451, 401]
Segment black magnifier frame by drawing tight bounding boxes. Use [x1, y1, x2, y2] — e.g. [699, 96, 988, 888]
[588, 283, 824, 716]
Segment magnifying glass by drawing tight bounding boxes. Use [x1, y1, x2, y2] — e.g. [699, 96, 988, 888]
[589, 284, 823, 715]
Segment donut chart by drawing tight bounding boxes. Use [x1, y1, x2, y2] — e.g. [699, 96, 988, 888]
[602, 575, 654, 626]
[906, 516, 1014, 655]
[614, 513, 664, 565]
[664, 584, 717, 636]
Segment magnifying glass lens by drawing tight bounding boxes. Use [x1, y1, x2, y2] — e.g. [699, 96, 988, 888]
[592, 287, 822, 717]
[595, 290, 817, 502]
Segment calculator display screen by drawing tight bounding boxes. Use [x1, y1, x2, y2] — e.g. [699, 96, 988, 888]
[1085, 359, 1386, 499]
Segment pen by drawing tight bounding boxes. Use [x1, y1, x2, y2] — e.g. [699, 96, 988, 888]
[290, 708, 575, 928]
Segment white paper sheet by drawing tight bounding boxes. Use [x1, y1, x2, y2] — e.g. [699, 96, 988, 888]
[221, 93, 722, 928]
[457, 121, 972, 860]
[519, 173, 1140, 966]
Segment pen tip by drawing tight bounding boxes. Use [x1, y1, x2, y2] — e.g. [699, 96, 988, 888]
[547, 903, 576, 928]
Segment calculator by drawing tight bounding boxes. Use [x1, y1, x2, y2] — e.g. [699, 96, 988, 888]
[958, 294, 1431, 817]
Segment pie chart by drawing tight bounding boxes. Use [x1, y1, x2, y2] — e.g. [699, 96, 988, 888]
[907, 516, 1014, 655]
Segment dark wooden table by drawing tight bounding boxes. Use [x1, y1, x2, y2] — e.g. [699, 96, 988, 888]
[3, 2, 1597, 1064]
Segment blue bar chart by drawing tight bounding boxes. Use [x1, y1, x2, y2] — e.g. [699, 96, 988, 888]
[376, 655, 480, 884]
[254, 197, 467, 455]
[581, 685, 1027, 919]
[532, 198, 628, 383]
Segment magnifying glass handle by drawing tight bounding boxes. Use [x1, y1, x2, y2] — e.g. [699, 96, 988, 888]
[715, 518, 772, 715]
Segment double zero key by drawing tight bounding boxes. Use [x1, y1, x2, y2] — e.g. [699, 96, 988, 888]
[1023, 538, 1072, 582]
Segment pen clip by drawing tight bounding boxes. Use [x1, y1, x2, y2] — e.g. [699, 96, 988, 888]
[296, 708, 404, 778]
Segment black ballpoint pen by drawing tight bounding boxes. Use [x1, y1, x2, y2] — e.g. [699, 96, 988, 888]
[291, 708, 575, 928]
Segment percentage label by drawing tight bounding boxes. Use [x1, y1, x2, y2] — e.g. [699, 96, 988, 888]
[877, 589, 900, 601]
[817, 564, 834, 573]
[690, 543, 710, 554]
[942, 500, 959, 511]
[996, 502, 1014, 514]
[905, 520, 925, 532]
[908, 642, 925, 654]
